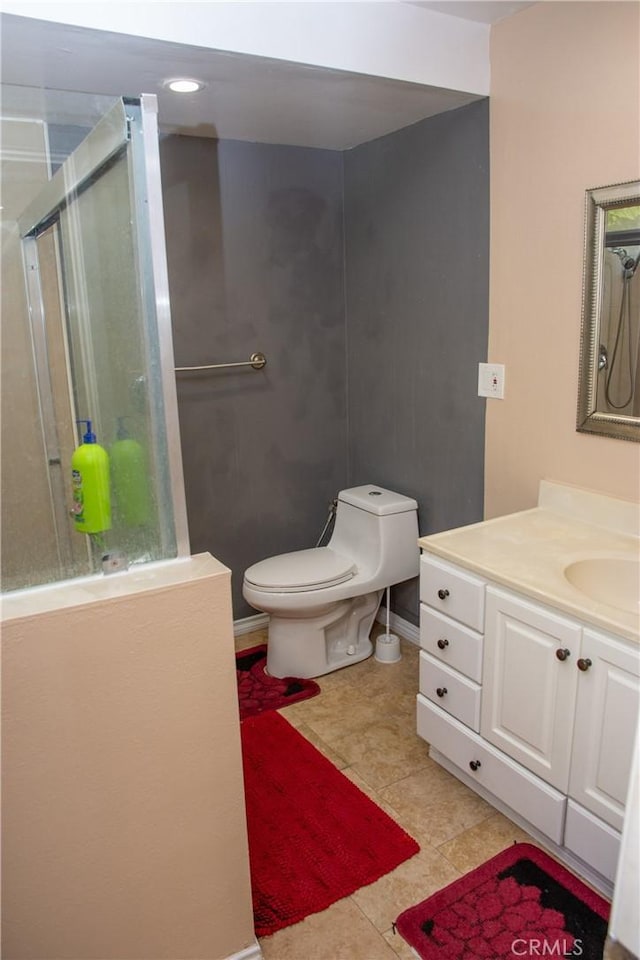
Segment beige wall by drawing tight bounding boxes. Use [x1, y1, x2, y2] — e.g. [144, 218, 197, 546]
[486, 1, 640, 517]
[1, 556, 256, 960]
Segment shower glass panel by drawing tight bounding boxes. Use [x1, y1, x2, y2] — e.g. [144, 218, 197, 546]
[1, 91, 188, 592]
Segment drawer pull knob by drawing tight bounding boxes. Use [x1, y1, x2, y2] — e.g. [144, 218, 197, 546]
[469, 760, 482, 772]
[577, 658, 593, 672]
[556, 648, 571, 662]
[436, 687, 447, 698]
[437, 638, 449, 650]
[437, 588, 450, 600]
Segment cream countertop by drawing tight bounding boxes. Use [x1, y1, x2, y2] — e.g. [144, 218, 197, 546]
[418, 481, 640, 643]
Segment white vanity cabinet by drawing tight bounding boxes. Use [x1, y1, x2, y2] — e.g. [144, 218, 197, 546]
[417, 552, 640, 889]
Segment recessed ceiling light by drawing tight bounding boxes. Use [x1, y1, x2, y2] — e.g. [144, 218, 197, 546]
[164, 78, 205, 94]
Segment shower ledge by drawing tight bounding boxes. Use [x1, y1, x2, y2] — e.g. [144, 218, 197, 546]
[1, 553, 228, 621]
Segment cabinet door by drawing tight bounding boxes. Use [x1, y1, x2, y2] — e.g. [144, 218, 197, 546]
[569, 628, 640, 832]
[481, 587, 580, 792]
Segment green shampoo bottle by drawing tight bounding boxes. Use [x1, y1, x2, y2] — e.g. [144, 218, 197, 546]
[110, 417, 150, 527]
[71, 420, 111, 534]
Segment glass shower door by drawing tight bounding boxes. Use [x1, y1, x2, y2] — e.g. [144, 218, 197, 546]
[2, 95, 188, 591]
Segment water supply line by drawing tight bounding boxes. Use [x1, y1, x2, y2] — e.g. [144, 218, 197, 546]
[315, 498, 338, 547]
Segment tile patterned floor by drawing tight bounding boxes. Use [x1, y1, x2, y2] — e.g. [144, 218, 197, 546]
[236, 624, 531, 960]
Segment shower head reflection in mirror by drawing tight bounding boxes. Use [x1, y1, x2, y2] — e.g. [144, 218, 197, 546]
[577, 180, 640, 441]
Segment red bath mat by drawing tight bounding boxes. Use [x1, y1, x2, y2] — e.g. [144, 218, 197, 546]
[241, 710, 420, 937]
[395, 842, 610, 960]
[236, 644, 320, 720]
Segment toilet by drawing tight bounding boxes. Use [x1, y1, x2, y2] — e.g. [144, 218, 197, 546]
[242, 485, 419, 678]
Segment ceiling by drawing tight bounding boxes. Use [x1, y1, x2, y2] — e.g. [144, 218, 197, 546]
[0, 5, 530, 151]
[408, 2, 534, 24]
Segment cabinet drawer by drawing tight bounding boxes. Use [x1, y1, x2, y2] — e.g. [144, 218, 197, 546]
[419, 652, 481, 731]
[420, 555, 485, 631]
[420, 604, 483, 683]
[564, 800, 620, 883]
[417, 694, 566, 844]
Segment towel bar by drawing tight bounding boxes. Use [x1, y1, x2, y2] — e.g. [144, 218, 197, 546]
[175, 352, 267, 373]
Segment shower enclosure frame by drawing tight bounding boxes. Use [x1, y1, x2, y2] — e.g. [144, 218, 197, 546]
[16, 94, 190, 585]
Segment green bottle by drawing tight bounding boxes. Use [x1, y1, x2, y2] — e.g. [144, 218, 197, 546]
[71, 420, 111, 534]
[110, 417, 150, 527]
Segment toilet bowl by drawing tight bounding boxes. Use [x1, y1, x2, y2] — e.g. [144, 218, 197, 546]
[242, 485, 419, 678]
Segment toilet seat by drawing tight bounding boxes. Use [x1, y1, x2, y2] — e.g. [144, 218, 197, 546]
[244, 547, 356, 593]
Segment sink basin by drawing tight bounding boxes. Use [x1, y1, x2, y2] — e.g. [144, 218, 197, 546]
[564, 557, 640, 615]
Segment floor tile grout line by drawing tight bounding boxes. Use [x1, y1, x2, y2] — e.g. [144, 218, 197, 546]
[346, 895, 403, 958]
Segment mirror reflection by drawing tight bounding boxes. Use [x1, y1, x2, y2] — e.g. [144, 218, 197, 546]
[598, 205, 640, 416]
[577, 181, 640, 441]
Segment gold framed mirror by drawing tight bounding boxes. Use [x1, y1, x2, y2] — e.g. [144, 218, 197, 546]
[577, 179, 640, 442]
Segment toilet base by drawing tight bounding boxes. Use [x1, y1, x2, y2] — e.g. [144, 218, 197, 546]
[266, 589, 383, 679]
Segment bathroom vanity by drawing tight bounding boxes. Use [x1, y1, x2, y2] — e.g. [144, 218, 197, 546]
[417, 481, 640, 895]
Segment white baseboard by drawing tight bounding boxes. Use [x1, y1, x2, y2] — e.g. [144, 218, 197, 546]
[234, 613, 269, 637]
[225, 942, 263, 960]
[376, 607, 420, 645]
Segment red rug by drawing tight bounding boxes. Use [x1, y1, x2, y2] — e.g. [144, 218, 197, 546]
[236, 644, 320, 720]
[241, 710, 420, 937]
[395, 842, 610, 960]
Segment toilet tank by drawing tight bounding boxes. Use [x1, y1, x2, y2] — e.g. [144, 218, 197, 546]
[329, 485, 419, 586]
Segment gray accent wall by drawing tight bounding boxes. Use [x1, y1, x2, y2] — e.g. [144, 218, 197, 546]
[160, 136, 347, 618]
[160, 98, 489, 624]
[344, 100, 490, 623]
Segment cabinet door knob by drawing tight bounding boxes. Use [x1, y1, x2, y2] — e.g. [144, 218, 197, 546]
[469, 760, 481, 772]
[577, 658, 593, 672]
[556, 648, 571, 662]
[436, 687, 448, 698]
[437, 638, 449, 650]
[437, 588, 450, 600]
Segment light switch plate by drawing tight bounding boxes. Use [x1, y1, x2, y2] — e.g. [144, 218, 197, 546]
[478, 363, 505, 399]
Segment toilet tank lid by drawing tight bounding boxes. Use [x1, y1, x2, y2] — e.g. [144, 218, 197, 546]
[338, 485, 418, 516]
